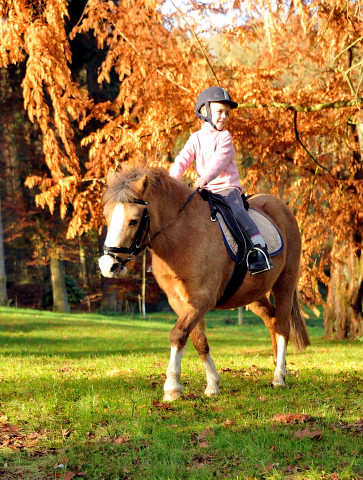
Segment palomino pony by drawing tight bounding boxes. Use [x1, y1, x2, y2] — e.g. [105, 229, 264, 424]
[98, 166, 310, 401]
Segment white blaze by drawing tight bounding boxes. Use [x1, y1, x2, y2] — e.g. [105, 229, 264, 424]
[98, 203, 127, 278]
[105, 203, 125, 247]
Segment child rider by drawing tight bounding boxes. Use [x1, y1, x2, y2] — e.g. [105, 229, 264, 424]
[169, 86, 273, 275]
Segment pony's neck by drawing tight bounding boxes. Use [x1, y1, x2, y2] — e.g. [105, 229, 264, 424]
[148, 180, 195, 255]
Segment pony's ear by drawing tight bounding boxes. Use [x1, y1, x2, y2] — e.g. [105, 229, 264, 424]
[106, 169, 119, 187]
[133, 174, 150, 199]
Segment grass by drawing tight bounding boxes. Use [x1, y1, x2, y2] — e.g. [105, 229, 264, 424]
[0, 306, 361, 480]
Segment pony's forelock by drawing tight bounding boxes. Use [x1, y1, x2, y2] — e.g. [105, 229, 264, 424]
[103, 167, 172, 206]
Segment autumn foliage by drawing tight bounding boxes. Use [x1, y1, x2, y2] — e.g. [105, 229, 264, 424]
[0, 0, 362, 331]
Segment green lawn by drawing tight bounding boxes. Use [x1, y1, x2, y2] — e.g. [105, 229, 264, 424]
[0, 306, 361, 479]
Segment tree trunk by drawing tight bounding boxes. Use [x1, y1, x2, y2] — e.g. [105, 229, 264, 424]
[78, 240, 89, 289]
[238, 307, 243, 326]
[141, 250, 146, 318]
[0, 198, 8, 305]
[50, 256, 70, 313]
[324, 112, 363, 339]
[324, 242, 362, 339]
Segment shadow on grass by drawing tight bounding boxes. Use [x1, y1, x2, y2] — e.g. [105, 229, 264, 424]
[0, 309, 285, 359]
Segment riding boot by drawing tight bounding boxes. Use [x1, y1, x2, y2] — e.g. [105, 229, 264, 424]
[246, 244, 273, 275]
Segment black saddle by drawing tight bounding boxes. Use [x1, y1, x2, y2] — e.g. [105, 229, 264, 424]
[199, 188, 252, 262]
[198, 189, 252, 305]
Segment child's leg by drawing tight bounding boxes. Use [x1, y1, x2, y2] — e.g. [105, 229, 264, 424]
[218, 188, 265, 247]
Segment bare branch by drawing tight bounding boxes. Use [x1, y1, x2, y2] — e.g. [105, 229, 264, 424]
[237, 98, 363, 113]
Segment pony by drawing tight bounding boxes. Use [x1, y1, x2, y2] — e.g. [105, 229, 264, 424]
[98, 166, 310, 401]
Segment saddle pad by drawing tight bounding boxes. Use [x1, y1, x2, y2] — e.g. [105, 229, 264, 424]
[217, 208, 284, 259]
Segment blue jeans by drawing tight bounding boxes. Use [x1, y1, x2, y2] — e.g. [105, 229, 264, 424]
[217, 188, 260, 239]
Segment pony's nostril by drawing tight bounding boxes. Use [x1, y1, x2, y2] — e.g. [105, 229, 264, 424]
[110, 262, 120, 272]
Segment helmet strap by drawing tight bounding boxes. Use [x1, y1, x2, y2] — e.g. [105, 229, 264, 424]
[199, 102, 224, 131]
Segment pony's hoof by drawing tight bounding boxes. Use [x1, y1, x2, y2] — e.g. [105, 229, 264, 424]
[205, 386, 220, 397]
[163, 390, 181, 402]
[271, 379, 286, 388]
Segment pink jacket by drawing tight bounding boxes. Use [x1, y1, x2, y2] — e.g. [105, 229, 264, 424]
[170, 123, 242, 193]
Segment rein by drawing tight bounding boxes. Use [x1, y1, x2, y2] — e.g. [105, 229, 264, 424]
[103, 189, 199, 266]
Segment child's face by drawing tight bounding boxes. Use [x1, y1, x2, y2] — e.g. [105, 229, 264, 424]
[210, 102, 231, 130]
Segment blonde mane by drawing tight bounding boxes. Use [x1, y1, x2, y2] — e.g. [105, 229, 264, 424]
[103, 166, 189, 206]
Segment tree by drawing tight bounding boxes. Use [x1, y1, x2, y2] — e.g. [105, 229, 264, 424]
[323, 112, 363, 338]
[0, 0, 362, 336]
[0, 63, 94, 310]
[178, 0, 363, 337]
[0, 198, 7, 305]
[50, 256, 69, 313]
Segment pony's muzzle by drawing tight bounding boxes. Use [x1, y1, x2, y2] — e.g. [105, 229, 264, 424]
[98, 254, 127, 278]
[110, 262, 120, 272]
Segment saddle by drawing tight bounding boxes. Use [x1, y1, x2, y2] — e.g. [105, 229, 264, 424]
[199, 189, 284, 305]
[199, 189, 252, 263]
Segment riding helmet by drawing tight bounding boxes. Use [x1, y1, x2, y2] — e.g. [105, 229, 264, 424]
[195, 86, 238, 130]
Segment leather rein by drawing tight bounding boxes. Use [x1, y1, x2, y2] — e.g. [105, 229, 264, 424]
[103, 190, 198, 267]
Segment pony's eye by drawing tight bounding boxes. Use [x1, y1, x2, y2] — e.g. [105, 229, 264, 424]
[129, 219, 138, 226]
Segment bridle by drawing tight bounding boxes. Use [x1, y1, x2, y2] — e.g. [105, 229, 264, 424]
[102, 190, 198, 268]
[103, 199, 151, 267]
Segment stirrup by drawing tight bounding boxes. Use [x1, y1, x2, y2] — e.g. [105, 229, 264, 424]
[246, 246, 273, 275]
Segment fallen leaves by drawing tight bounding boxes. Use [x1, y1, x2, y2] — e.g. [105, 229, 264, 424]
[0, 422, 41, 451]
[152, 400, 175, 410]
[333, 419, 363, 436]
[191, 453, 215, 469]
[293, 425, 323, 439]
[221, 364, 265, 378]
[197, 427, 215, 448]
[54, 465, 86, 479]
[273, 413, 323, 440]
[273, 413, 312, 424]
[345, 419, 363, 433]
[113, 434, 131, 445]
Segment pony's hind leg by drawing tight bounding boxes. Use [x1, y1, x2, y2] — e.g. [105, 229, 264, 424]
[190, 319, 220, 397]
[272, 334, 287, 387]
[249, 296, 287, 387]
[270, 279, 298, 387]
[249, 296, 277, 362]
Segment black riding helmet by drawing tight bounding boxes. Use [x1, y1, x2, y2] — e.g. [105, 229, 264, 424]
[195, 86, 238, 131]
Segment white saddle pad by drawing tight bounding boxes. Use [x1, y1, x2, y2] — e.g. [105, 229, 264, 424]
[217, 208, 284, 259]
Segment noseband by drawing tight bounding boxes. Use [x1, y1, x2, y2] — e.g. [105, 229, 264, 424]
[103, 199, 151, 267]
[102, 189, 199, 267]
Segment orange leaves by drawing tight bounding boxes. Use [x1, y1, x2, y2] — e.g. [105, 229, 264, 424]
[293, 425, 323, 440]
[0, 1, 29, 66]
[152, 400, 175, 411]
[273, 413, 323, 440]
[273, 413, 312, 424]
[26, 175, 79, 218]
[67, 180, 105, 238]
[2, 0, 362, 316]
[0, 422, 42, 451]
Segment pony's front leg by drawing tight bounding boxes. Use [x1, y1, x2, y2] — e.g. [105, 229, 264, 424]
[162, 299, 211, 401]
[191, 321, 219, 396]
[272, 334, 287, 387]
[163, 346, 185, 401]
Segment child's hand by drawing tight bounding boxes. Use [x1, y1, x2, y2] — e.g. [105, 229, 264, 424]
[194, 177, 207, 189]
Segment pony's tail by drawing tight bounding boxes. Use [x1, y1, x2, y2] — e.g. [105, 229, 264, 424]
[290, 289, 311, 350]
